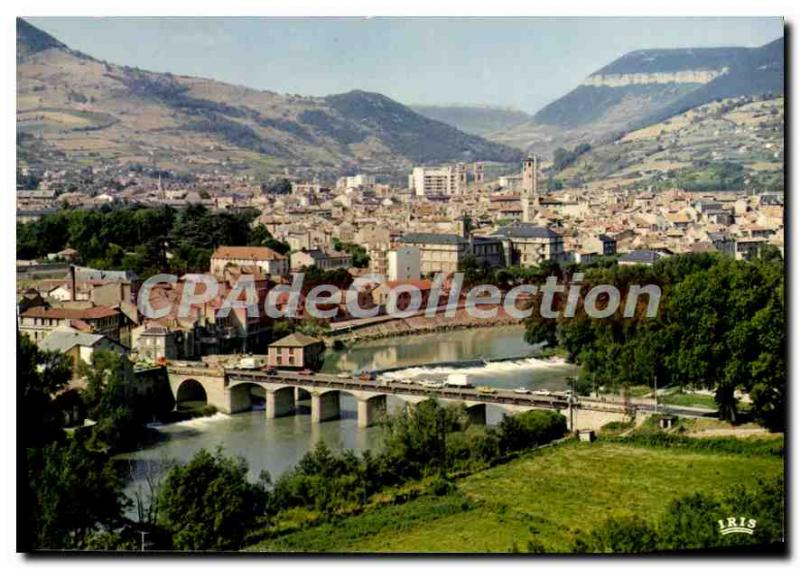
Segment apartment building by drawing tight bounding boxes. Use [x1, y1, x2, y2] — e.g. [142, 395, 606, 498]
[397, 233, 470, 274]
[210, 246, 289, 279]
[291, 248, 352, 271]
[408, 164, 466, 197]
[19, 305, 126, 345]
[491, 223, 564, 267]
[397, 233, 505, 274]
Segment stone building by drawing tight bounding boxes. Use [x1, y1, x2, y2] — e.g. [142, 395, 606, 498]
[210, 246, 289, 279]
[267, 332, 325, 370]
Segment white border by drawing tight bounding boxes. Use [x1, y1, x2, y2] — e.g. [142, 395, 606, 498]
[2, 2, 795, 568]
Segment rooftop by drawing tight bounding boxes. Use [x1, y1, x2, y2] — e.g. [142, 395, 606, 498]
[398, 233, 468, 246]
[212, 246, 286, 261]
[492, 223, 560, 240]
[38, 327, 108, 352]
[269, 332, 324, 348]
[21, 305, 120, 320]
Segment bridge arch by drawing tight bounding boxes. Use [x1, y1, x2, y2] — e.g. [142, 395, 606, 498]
[175, 378, 208, 410]
[227, 381, 267, 413]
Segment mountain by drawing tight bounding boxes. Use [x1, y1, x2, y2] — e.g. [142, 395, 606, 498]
[490, 38, 784, 157]
[16, 19, 522, 179]
[409, 104, 532, 136]
[550, 95, 784, 193]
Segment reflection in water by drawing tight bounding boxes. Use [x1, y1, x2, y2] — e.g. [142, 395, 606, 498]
[120, 326, 577, 507]
[323, 325, 539, 373]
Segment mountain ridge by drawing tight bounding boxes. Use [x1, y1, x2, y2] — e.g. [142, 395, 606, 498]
[488, 37, 784, 157]
[16, 19, 522, 179]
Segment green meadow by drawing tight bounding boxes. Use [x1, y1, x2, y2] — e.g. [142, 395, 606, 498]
[252, 439, 783, 553]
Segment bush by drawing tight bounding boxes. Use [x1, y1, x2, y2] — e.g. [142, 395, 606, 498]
[572, 476, 784, 553]
[498, 410, 567, 453]
[157, 448, 268, 550]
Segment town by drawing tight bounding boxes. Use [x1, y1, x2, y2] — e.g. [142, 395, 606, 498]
[16, 16, 785, 556]
[18, 153, 784, 361]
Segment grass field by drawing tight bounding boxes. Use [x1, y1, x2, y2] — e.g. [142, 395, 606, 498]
[660, 390, 717, 409]
[251, 439, 783, 553]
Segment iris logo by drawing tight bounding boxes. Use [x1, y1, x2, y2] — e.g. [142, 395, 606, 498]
[717, 517, 757, 536]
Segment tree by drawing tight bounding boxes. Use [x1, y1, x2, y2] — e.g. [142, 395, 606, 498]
[157, 448, 268, 550]
[529, 254, 785, 428]
[332, 238, 370, 268]
[24, 440, 130, 550]
[269, 442, 370, 514]
[18, 333, 71, 447]
[250, 224, 290, 255]
[80, 351, 171, 451]
[261, 178, 292, 195]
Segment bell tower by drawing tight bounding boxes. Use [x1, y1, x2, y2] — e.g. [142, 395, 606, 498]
[521, 155, 538, 223]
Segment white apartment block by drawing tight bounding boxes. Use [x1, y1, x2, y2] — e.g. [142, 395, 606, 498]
[336, 174, 376, 190]
[408, 165, 466, 197]
[387, 246, 421, 281]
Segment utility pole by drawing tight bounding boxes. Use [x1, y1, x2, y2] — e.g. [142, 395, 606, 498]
[138, 530, 149, 552]
[653, 372, 658, 414]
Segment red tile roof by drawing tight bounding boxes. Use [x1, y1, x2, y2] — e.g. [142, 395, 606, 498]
[21, 306, 119, 320]
[212, 246, 285, 261]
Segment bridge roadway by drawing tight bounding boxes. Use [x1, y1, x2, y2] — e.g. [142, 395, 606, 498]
[167, 365, 631, 430]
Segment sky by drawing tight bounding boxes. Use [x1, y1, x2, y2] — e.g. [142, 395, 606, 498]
[28, 17, 783, 113]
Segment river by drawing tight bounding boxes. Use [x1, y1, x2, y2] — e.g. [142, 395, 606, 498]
[119, 325, 577, 507]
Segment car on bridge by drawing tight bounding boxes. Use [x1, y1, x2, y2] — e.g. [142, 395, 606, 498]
[477, 386, 497, 394]
[513, 387, 531, 394]
[297, 369, 315, 376]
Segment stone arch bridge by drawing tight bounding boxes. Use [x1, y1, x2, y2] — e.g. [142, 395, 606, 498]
[167, 365, 629, 430]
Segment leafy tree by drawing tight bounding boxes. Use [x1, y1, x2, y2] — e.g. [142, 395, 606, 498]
[18, 333, 71, 447]
[332, 238, 370, 268]
[157, 448, 268, 550]
[497, 410, 566, 453]
[524, 254, 785, 429]
[24, 440, 130, 550]
[249, 223, 290, 255]
[81, 351, 172, 451]
[573, 515, 658, 553]
[378, 399, 469, 480]
[261, 178, 292, 195]
[270, 442, 372, 514]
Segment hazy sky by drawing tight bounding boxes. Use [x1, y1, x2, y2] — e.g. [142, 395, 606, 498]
[28, 17, 783, 113]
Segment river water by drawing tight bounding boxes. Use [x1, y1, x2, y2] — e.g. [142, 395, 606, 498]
[119, 326, 577, 506]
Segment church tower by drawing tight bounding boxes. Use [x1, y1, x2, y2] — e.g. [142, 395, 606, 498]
[521, 155, 538, 223]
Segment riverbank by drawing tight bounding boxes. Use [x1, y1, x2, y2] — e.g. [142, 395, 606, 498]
[327, 306, 521, 344]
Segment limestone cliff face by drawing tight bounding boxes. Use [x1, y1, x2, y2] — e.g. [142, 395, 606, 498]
[582, 68, 728, 88]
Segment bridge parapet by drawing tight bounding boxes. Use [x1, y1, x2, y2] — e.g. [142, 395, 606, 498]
[164, 365, 629, 429]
